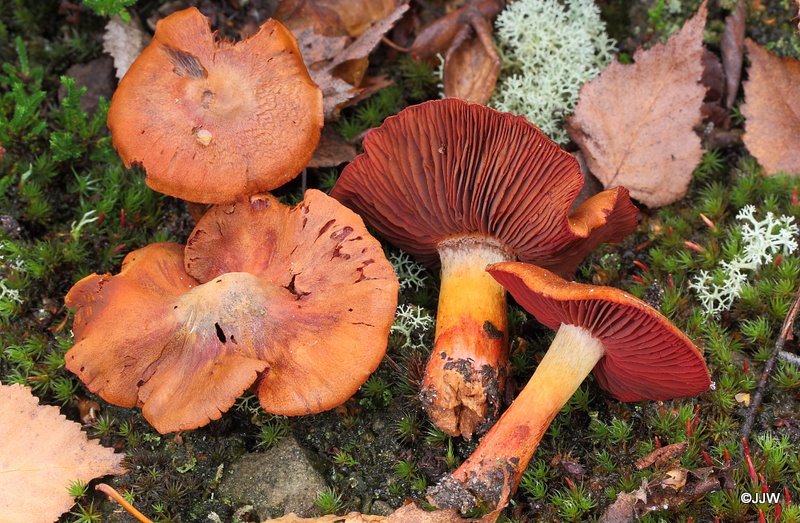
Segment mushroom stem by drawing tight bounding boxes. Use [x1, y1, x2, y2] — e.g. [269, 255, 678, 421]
[429, 323, 604, 511]
[420, 237, 512, 438]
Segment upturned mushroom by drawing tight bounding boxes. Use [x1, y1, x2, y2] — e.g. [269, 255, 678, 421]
[65, 190, 398, 433]
[331, 99, 638, 438]
[428, 262, 711, 512]
[107, 7, 323, 204]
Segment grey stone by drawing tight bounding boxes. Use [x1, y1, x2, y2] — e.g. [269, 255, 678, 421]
[370, 500, 393, 516]
[217, 435, 327, 519]
[58, 56, 115, 114]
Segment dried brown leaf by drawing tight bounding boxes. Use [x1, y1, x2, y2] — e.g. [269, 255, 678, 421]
[316, 0, 399, 37]
[103, 15, 148, 79]
[635, 442, 688, 470]
[722, 0, 746, 109]
[262, 503, 494, 522]
[599, 479, 648, 523]
[567, 2, 707, 208]
[309, 127, 357, 168]
[327, 4, 407, 69]
[661, 468, 688, 490]
[741, 39, 800, 175]
[0, 384, 125, 522]
[289, 2, 409, 120]
[274, 0, 345, 36]
[443, 24, 499, 104]
[701, 49, 724, 104]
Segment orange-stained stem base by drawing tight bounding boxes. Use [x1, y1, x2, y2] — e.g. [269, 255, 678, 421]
[420, 237, 513, 439]
[428, 324, 605, 512]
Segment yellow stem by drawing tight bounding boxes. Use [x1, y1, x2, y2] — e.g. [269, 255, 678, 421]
[421, 237, 512, 438]
[445, 324, 605, 508]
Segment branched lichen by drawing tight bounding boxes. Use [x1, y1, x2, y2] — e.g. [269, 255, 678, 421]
[391, 304, 434, 350]
[388, 250, 429, 291]
[492, 0, 615, 143]
[690, 205, 799, 315]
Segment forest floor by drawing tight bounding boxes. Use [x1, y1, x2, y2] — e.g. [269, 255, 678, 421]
[1, 0, 800, 522]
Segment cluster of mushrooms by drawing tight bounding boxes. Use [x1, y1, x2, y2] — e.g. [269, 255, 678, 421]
[66, 8, 712, 517]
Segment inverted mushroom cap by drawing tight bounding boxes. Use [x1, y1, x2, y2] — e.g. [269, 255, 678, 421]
[107, 8, 323, 204]
[488, 262, 711, 401]
[331, 98, 638, 274]
[66, 190, 398, 433]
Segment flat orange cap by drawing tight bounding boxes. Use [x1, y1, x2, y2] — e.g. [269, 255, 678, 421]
[488, 262, 711, 401]
[107, 8, 323, 204]
[66, 190, 398, 433]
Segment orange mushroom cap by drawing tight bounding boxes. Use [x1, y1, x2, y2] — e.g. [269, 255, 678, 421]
[488, 262, 711, 401]
[107, 8, 323, 204]
[66, 190, 398, 433]
[330, 98, 638, 275]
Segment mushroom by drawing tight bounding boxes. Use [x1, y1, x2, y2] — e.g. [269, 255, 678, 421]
[65, 190, 398, 433]
[331, 98, 638, 438]
[107, 8, 323, 204]
[428, 262, 711, 512]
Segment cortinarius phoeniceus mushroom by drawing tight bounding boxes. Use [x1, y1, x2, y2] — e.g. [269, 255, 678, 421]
[331, 99, 638, 438]
[428, 262, 711, 512]
[107, 7, 323, 204]
[65, 190, 398, 433]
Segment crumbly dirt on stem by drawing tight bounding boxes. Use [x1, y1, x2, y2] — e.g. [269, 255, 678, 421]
[427, 457, 519, 512]
[421, 236, 514, 438]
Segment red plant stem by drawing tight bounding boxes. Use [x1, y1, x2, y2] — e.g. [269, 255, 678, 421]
[742, 437, 757, 484]
[632, 260, 649, 272]
[702, 450, 713, 467]
[96, 483, 152, 523]
[684, 241, 706, 253]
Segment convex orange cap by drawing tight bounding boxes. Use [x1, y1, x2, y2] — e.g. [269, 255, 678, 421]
[108, 8, 323, 204]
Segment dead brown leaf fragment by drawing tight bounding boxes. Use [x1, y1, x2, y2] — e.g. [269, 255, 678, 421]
[442, 21, 499, 104]
[742, 39, 800, 175]
[567, 2, 707, 208]
[0, 384, 125, 522]
[309, 127, 357, 167]
[411, 0, 503, 104]
[262, 502, 496, 522]
[102, 15, 147, 79]
[634, 442, 688, 470]
[721, 0, 746, 109]
[285, 2, 409, 120]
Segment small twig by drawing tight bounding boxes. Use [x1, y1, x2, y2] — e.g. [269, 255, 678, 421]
[96, 483, 153, 523]
[740, 285, 800, 441]
[778, 350, 800, 366]
[381, 36, 410, 52]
